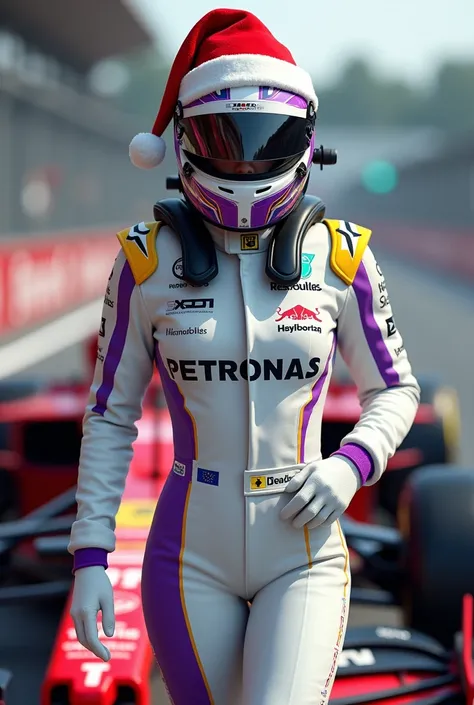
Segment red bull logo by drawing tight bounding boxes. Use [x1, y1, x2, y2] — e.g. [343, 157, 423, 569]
[275, 304, 322, 322]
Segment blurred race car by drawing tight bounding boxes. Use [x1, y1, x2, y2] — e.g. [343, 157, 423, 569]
[0, 670, 10, 705]
[0, 454, 473, 705]
[0, 338, 466, 704]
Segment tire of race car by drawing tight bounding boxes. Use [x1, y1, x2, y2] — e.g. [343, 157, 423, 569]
[399, 464, 474, 646]
[378, 377, 461, 519]
[0, 468, 18, 522]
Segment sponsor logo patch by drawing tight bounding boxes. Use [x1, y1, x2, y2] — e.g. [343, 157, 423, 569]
[301, 252, 315, 279]
[336, 222, 362, 258]
[166, 298, 214, 314]
[125, 222, 150, 257]
[170, 257, 209, 288]
[378, 278, 390, 308]
[166, 327, 208, 336]
[274, 304, 322, 333]
[197, 468, 219, 486]
[251, 476, 266, 490]
[173, 460, 186, 477]
[275, 304, 322, 323]
[172, 257, 184, 279]
[270, 282, 322, 291]
[240, 233, 259, 250]
[166, 357, 320, 382]
[225, 102, 264, 112]
[386, 316, 396, 337]
[250, 472, 295, 491]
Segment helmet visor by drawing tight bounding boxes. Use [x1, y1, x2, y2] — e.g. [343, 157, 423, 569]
[178, 112, 312, 179]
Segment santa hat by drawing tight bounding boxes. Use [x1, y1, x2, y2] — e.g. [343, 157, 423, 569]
[129, 8, 318, 169]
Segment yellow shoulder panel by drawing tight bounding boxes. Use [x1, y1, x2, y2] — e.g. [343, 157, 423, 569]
[324, 219, 372, 286]
[116, 221, 162, 285]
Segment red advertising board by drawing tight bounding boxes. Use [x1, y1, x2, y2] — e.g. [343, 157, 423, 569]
[0, 232, 119, 337]
[1, 221, 472, 341]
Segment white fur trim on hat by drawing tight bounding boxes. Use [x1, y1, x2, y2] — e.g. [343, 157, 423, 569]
[179, 54, 318, 109]
[129, 132, 166, 169]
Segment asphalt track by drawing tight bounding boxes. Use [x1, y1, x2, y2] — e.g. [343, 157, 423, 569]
[2, 252, 473, 703]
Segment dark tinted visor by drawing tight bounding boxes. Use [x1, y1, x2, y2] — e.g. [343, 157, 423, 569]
[178, 112, 312, 178]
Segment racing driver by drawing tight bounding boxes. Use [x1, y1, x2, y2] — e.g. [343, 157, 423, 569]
[68, 8, 420, 705]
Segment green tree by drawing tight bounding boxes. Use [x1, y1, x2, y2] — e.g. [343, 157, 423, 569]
[316, 56, 474, 131]
[114, 48, 170, 121]
[424, 61, 474, 131]
[318, 58, 418, 126]
[110, 50, 474, 132]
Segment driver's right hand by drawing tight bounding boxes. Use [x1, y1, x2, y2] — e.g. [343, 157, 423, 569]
[70, 565, 115, 662]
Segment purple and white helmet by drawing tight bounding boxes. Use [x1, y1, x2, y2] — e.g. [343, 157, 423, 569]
[174, 86, 316, 231]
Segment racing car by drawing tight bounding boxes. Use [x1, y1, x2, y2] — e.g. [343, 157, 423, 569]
[0, 363, 472, 705]
[0, 450, 473, 705]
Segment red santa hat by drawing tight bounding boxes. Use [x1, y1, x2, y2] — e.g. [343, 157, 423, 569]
[129, 8, 318, 169]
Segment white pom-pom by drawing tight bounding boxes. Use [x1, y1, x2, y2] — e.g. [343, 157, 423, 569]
[129, 132, 166, 169]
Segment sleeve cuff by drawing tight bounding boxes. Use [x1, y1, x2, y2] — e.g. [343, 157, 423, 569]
[73, 547, 109, 574]
[331, 443, 375, 485]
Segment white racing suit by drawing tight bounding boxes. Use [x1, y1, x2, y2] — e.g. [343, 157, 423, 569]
[69, 217, 419, 704]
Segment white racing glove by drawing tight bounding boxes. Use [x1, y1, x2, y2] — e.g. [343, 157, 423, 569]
[280, 456, 361, 529]
[70, 566, 115, 662]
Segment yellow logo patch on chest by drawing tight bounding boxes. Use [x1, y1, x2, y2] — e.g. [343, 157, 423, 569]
[240, 233, 259, 251]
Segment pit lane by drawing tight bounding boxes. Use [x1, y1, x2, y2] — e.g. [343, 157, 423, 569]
[1, 253, 473, 703]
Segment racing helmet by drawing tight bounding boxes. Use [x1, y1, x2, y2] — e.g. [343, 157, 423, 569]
[174, 87, 316, 231]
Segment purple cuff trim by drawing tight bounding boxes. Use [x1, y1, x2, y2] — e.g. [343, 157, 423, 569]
[332, 443, 375, 485]
[73, 548, 109, 574]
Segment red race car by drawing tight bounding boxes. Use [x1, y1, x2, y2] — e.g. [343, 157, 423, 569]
[0, 355, 469, 704]
[0, 443, 473, 704]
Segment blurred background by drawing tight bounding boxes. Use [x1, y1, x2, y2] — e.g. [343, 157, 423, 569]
[1, 0, 473, 435]
[2, 0, 474, 236]
[0, 1, 473, 702]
